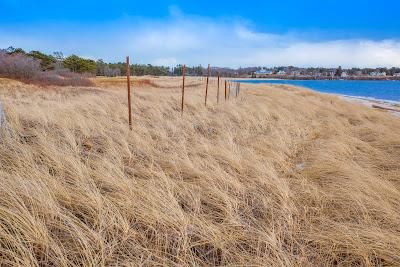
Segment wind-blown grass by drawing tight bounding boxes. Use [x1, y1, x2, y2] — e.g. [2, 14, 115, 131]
[0, 77, 399, 266]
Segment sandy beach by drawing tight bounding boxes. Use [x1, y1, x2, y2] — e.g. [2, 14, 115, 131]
[341, 95, 400, 116]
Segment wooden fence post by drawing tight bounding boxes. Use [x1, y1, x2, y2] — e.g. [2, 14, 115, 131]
[225, 80, 227, 100]
[126, 56, 132, 130]
[205, 64, 210, 107]
[217, 74, 220, 103]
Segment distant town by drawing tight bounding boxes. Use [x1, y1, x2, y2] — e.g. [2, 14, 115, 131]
[247, 66, 400, 80]
[171, 65, 400, 80]
[192, 66, 400, 80]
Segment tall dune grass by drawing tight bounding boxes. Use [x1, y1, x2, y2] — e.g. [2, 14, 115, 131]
[0, 77, 399, 266]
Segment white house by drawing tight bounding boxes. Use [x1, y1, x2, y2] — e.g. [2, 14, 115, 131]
[370, 72, 387, 77]
[253, 69, 273, 77]
[254, 69, 273, 75]
[290, 70, 302, 77]
[393, 73, 400, 77]
[277, 70, 286, 76]
[341, 72, 348, 78]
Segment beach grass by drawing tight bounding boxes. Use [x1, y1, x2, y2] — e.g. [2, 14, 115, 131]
[0, 76, 399, 266]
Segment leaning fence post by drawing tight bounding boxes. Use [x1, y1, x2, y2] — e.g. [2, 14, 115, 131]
[126, 56, 132, 130]
[217, 74, 220, 103]
[181, 65, 186, 113]
[205, 64, 210, 107]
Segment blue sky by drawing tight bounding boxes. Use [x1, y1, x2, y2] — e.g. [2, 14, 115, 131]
[1, 0, 400, 67]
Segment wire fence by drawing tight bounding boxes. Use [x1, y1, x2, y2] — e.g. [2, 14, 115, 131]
[124, 61, 243, 129]
[179, 65, 242, 114]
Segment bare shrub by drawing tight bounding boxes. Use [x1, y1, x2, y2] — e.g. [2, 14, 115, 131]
[0, 51, 41, 80]
[0, 51, 93, 86]
[97, 64, 121, 77]
[34, 70, 93, 86]
[103, 66, 121, 77]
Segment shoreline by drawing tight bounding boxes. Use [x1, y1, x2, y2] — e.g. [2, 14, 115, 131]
[235, 79, 400, 116]
[338, 95, 400, 116]
[246, 76, 400, 81]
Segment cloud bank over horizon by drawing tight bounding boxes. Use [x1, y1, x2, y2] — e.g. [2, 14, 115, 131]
[1, 11, 400, 68]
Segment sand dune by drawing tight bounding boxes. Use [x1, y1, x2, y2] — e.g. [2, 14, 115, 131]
[0, 77, 399, 266]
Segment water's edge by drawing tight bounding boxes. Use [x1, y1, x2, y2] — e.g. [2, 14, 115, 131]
[236, 79, 400, 103]
[236, 80, 400, 116]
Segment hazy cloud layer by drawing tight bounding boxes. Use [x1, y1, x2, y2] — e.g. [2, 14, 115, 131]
[1, 12, 400, 68]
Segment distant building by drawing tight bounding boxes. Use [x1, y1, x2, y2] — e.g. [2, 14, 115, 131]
[394, 73, 400, 77]
[323, 71, 334, 77]
[341, 72, 348, 78]
[370, 72, 387, 77]
[313, 72, 323, 77]
[355, 71, 363, 76]
[253, 69, 273, 78]
[290, 70, 302, 77]
[276, 70, 286, 76]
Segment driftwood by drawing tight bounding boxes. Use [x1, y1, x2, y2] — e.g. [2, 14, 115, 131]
[0, 101, 5, 127]
[372, 104, 400, 113]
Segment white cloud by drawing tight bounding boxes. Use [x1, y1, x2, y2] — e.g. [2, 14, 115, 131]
[151, 57, 178, 66]
[1, 13, 400, 68]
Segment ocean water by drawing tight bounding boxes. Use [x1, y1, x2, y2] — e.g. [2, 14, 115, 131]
[236, 80, 400, 102]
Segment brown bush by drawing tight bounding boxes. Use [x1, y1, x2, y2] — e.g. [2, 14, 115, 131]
[0, 51, 93, 86]
[33, 69, 94, 87]
[0, 51, 40, 80]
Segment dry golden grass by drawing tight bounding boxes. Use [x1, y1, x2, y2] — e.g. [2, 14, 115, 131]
[0, 76, 399, 266]
[94, 76, 159, 88]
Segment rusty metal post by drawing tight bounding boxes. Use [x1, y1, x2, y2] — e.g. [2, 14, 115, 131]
[217, 74, 220, 103]
[224, 80, 227, 100]
[181, 65, 186, 113]
[205, 64, 210, 107]
[126, 56, 132, 130]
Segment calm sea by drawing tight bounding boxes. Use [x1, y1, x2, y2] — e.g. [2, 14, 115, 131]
[236, 80, 400, 102]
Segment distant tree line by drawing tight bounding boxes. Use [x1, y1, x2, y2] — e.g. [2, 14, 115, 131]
[3, 47, 400, 78]
[108, 62, 170, 76]
[1, 47, 261, 77]
[2, 47, 171, 77]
